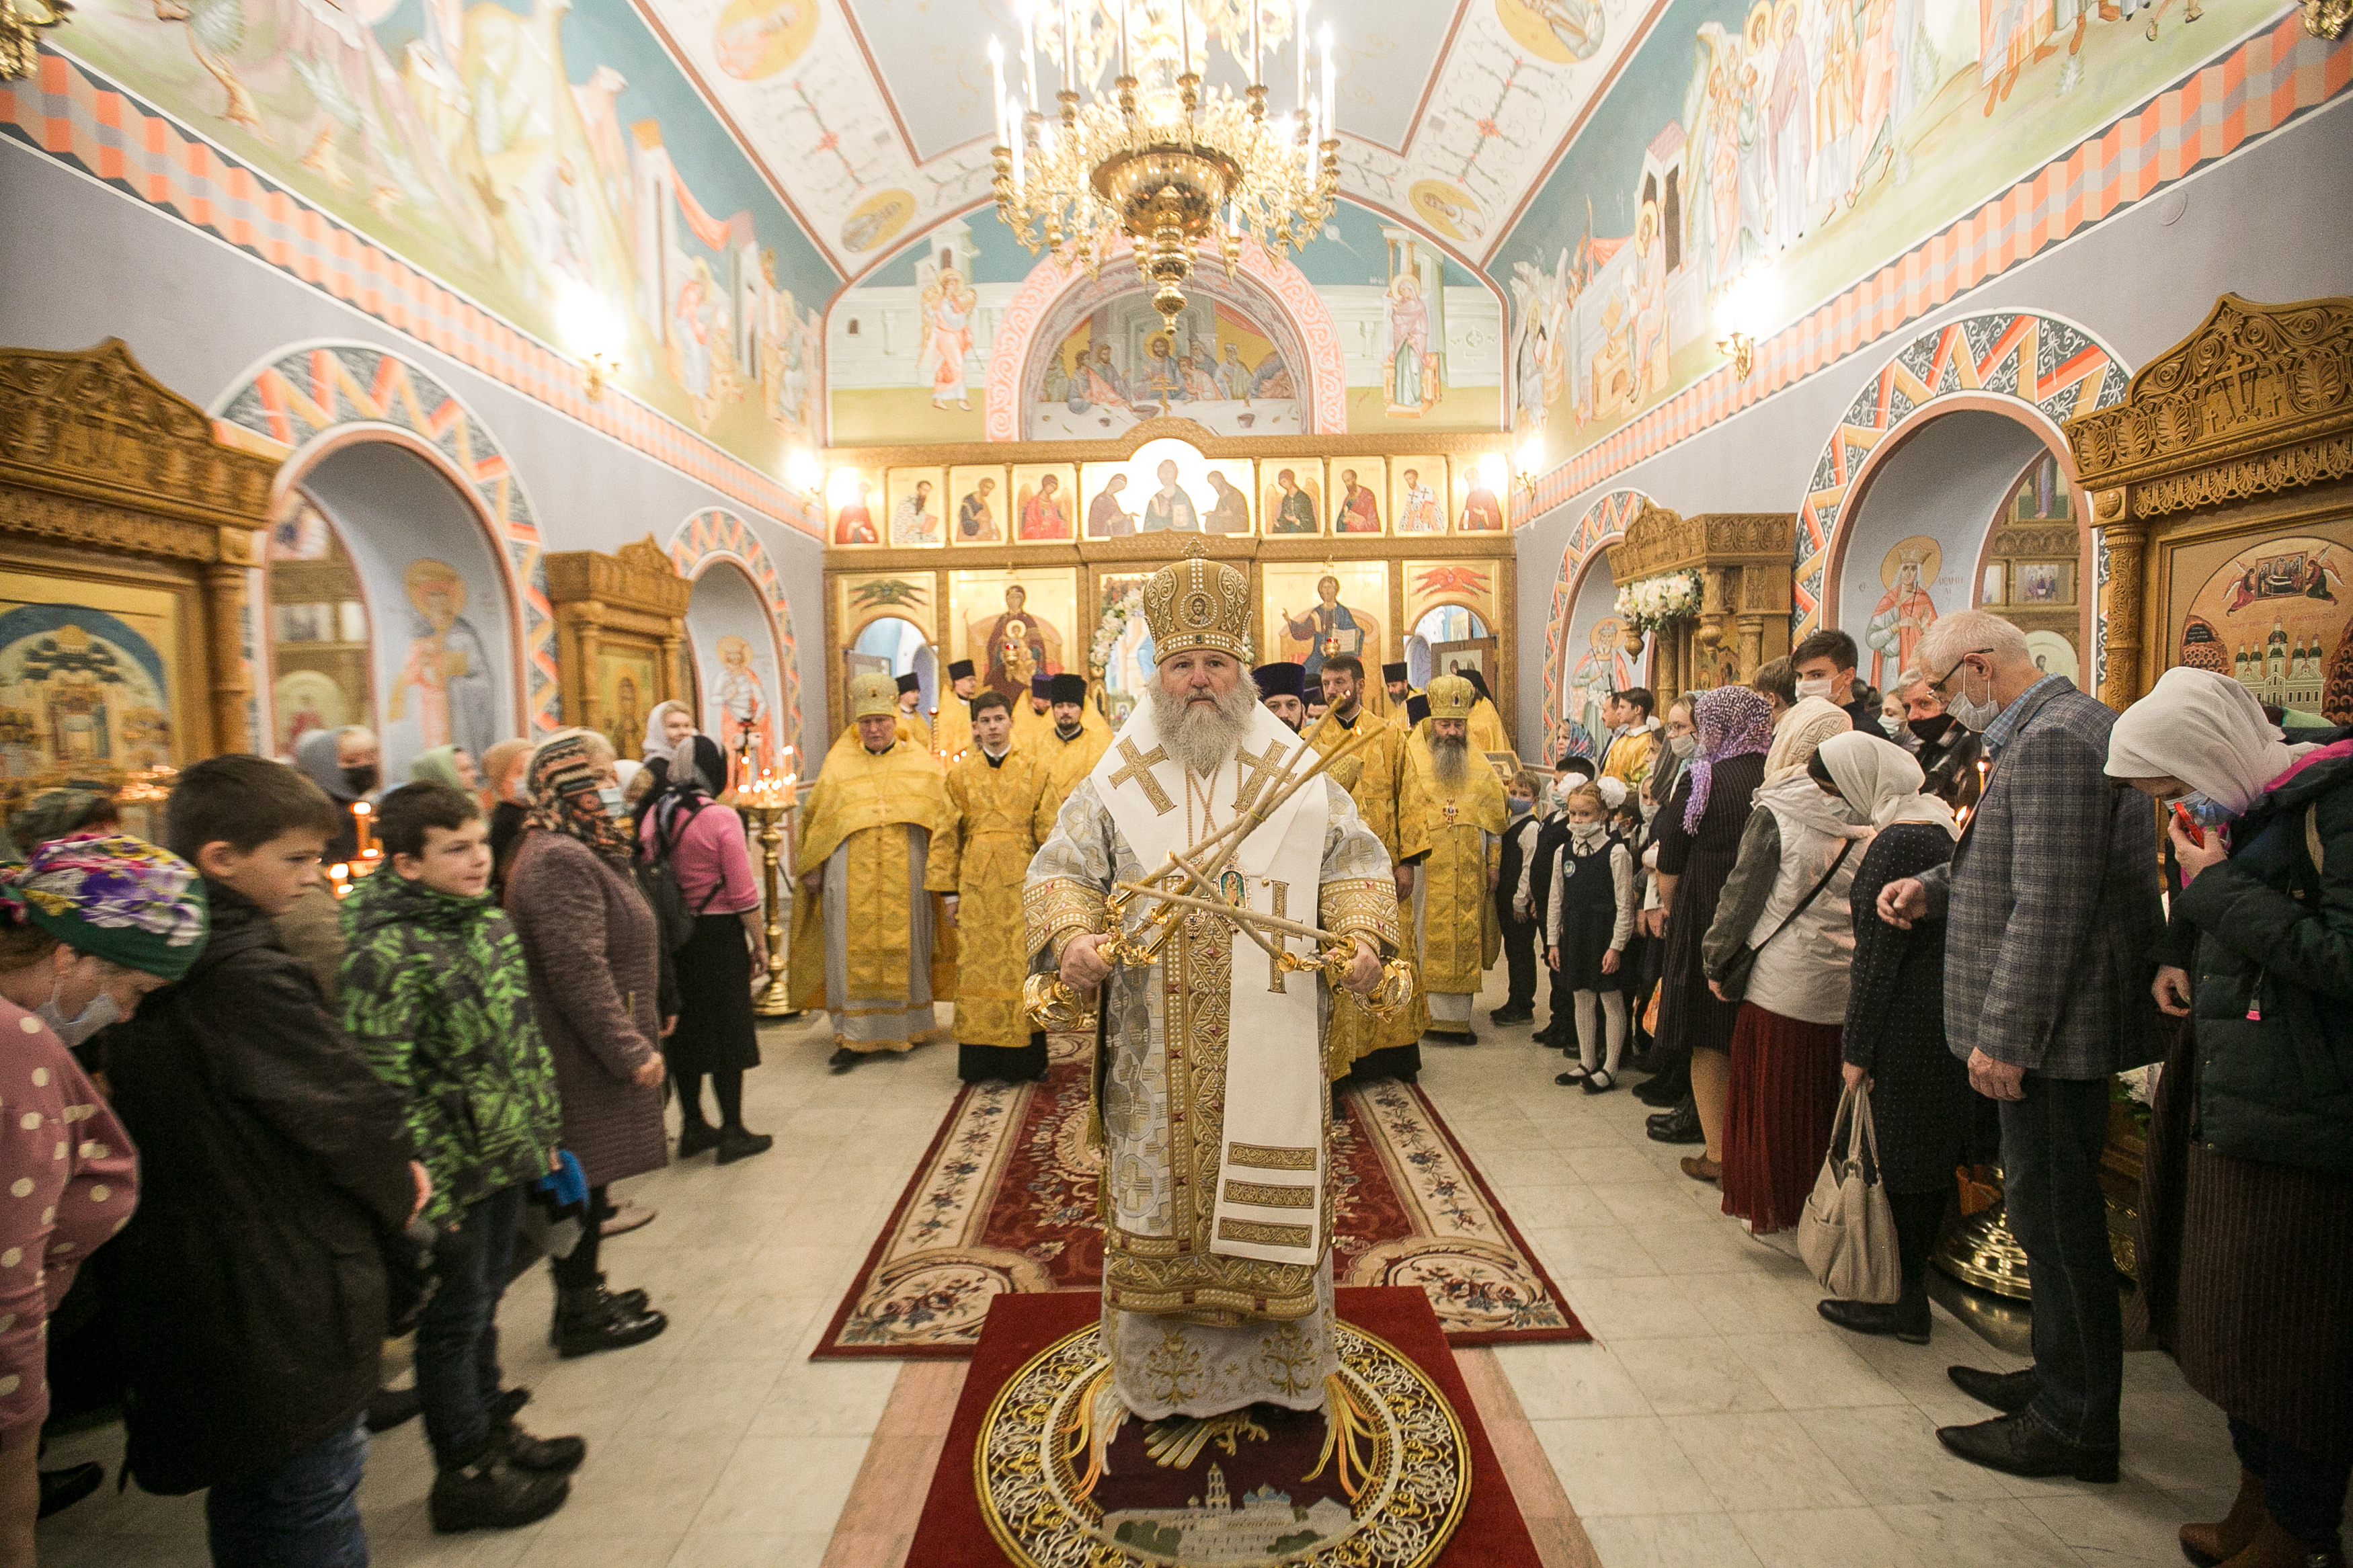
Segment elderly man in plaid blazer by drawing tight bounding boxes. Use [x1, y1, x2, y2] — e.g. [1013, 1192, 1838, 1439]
[1880, 610, 2162, 1483]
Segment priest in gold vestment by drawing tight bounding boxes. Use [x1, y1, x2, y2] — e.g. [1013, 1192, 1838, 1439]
[1311, 654, 1431, 1082]
[790, 671, 958, 1071]
[1026, 552, 1398, 1421]
[932, 658, 979, 764]
[1410, 675, 1506, 1044]
[893, 672, 932, 753]
[937, 688, 1056, 1085]
[1035, 671, 1111, 818]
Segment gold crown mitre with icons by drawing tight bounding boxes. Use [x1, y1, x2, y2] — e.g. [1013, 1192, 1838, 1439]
[1425, 673, 1477, 721]
[848, 670, 900, 719]
[1140, 540, 1251, 662]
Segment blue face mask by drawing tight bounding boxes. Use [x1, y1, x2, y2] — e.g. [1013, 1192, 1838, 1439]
[596, 786, 627, 815]
[2174, 791, 2234, 827]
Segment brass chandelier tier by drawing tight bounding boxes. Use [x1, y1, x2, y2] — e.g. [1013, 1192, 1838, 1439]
[990, 0, 1338, 328]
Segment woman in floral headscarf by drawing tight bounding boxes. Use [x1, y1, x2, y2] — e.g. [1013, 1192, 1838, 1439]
[500, 730, 670, 1358]
[1642, 686, 1775, 1149]
[0, 834, 205, 1559]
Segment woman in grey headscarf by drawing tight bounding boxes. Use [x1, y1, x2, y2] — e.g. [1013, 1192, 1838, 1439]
[292, 726, 378, 864]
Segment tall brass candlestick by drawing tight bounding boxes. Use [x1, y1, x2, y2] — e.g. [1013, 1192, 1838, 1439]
[739, 766, 799, 1019]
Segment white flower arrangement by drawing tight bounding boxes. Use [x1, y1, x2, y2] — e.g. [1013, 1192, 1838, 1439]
[1614, 569, 1704, 631]
[1089, 586, 1147, 682]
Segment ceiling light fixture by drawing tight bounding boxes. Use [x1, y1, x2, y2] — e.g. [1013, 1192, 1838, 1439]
[990, 0, 1336, 330]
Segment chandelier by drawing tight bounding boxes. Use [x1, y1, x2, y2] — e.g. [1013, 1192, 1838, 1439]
[990, 0, 1337, 329]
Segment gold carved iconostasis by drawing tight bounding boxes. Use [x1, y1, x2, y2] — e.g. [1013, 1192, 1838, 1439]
[0, 341, 275, 833]
[546, 540, 696, 764]
[820, 423, 1517, 755]
[1602, 503, 1798, 710]
[2065, 294, 2353, 724]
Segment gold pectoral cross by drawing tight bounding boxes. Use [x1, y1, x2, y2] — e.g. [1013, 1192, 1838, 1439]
[1110, 739, 1174, 815]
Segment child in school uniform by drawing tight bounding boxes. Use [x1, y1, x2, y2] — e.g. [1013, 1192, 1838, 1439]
[1546, 783, 1636, 1093]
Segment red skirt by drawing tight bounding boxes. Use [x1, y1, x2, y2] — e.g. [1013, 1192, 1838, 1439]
[1721, 1002, 1845, 1235]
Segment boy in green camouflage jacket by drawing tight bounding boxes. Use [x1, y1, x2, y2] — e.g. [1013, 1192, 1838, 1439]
[340, 781, 580, 1535]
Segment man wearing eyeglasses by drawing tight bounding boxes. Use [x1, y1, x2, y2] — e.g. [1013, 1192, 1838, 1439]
[1875, 609, 2162, 1485]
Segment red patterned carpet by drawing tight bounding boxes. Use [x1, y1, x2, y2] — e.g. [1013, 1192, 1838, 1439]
[813, 1049, 1587, 1359]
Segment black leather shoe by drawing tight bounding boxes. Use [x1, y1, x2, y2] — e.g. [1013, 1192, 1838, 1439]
[429, 1446, 569, 1532]
[496, 1417, 586, 1475]
[37, 1462, 103, 1520]
[1647, 1104, 1704, 1144]
[1935, 1411, 2117, 1483]
[828, 1047, 859, 1072]
[1489, 1005, 1532, 1024]
[551, 1284, 669, 1358]
[1948, 1364, 2038, 1414]
[677, 1121, 721, 1159]
[1633, 1077, 1683, 1107]
[1819, 1291, 1931, 1344]
[716, 1126, 774, 1164]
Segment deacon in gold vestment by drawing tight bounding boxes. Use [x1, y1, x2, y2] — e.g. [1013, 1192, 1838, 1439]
[1311, 654, 1432, 1081]
[1026, 552, 1398, 1421]
[789, 672, 958, 1070]
[1410, 675, 1507, 1043]
[1035, 671, 1111, 819]
[892, 672, 932, 754]
[931, 659, 979, 764]
[936, 689, 1057, 1085]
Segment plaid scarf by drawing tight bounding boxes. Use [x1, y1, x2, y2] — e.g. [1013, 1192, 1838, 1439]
[525, 731, 634, 864]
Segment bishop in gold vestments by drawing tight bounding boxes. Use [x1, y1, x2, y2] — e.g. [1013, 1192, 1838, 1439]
[790, 672, 958, 1069]
[936, 692, 1057, 1083]
[1309, 655, 1431, 1081]
[1410, 675, 1506, 1042]
[1027, 552, 1396, 1423]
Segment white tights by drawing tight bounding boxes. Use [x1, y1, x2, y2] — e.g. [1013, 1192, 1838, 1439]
[1574, 989, 1628, 1076]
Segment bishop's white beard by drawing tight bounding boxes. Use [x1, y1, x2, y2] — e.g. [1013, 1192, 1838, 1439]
[1148, 677, 1260, 778]
[1429, 731, 1471, 790]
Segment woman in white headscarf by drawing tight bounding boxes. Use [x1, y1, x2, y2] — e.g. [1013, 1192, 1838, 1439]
[1698, 706, 1871, 1223]
[2106, 666, 2353, 1568]
[1806, 731, 1970, 1345]
[639, 701, 696, 794]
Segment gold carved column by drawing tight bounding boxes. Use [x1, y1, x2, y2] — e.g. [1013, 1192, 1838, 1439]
[202, 525, 261, 753]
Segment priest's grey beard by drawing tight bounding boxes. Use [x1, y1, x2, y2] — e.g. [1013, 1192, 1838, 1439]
[1429, 731, 1471, 790]
[1149, 676, 1260, 778]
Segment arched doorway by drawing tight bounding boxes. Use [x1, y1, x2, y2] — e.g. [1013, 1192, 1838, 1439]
[263, 436, 524, 782]
[1825, 407, 2093, 693]
[683, 560, 787, 788]
[849, 616, 934, 716]
[1539, 489, 1650, 764]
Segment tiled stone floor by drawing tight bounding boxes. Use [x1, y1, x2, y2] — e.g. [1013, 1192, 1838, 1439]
[38, 965, 2247, 1565]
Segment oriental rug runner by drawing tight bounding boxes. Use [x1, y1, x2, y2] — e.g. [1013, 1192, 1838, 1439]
[902, 1288, 1548, 1568]
[813, 1047, 1587, 1359]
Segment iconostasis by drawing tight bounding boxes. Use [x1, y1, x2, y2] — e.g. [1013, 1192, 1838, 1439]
[2063, 294, 2353, 724]
[0, 341, 276, 836]
[817, 427, 1519, 756]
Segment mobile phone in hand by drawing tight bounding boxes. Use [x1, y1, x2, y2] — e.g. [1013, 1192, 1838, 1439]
[2171, 801, 2204, 848]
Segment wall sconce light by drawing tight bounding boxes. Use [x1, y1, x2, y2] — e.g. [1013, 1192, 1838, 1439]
[787, 450, 822, 495]
[0, 0, 71, 81]
[1511, 443, 1542, 507]
[1714, 267, 1766, 380]
[1717, 330, 1755, 380]
[581, 352, 623, 400]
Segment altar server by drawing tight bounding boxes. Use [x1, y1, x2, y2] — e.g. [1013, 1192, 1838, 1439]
[937, 690, 1058, 1084]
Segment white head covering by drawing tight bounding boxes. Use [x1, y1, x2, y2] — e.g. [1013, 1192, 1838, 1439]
[642, 700, 692, 761]
[612, 757, 642, 789]
[1763, 696, 1853, 783]
[2105, 666, 2314, 816]
[1596, 776, 1629, 810]
[1818, 731, 1959, 838]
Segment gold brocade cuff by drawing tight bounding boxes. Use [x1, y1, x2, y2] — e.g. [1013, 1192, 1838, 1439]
[1320, 876, 1400, 956]
[1025, 875, 1105, 960]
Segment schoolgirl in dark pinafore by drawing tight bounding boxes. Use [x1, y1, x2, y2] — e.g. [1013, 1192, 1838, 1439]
[1551, 826, 1632, 992]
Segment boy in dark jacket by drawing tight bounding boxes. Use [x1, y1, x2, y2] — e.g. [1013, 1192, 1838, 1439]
[102, 755, 423, 1567]
[342, 784, 580, 1533]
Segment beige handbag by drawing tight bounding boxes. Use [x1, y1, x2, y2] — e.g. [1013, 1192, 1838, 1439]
[1798, 1083, 1902, 1305]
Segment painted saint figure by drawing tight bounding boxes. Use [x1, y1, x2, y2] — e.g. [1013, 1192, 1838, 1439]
[1140, 460, 1199, 532]
[1398, 468, 1441, 534]
[1270, 468, 1318, 535]
[389, 559, 495, 765]
[891, 480, 940, 547]
[1088, 473, 1135, 538]
[1387, 276, 1433, 413]
[957, 477, 999, 542]
[1204, 470, 1252, 534]
[918, 265, 977, 410]
[1018, 472, 1072, 540]
[1283, 576, 1367, 683]
[1864, 550, 1940, 690]
[836, 481, 879, 546]
[1337, 470, 1382, 534]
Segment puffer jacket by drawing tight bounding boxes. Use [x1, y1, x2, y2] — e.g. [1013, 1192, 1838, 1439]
[2171, 741, 2353, 1178]
[341, 868, 562, 1225]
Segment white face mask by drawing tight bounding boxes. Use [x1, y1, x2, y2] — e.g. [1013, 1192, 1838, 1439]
[1944, 663, 2001, 732]
[1669, 734, 1697, 759]
[1568, 819, 1607, 845]
[38, 968, 120, 1048]
[595, 786, 628, 815]
[1796, 675, 1833, 702]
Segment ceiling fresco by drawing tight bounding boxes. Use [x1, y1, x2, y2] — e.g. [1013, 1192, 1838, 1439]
[629, 0, 1658, 278]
